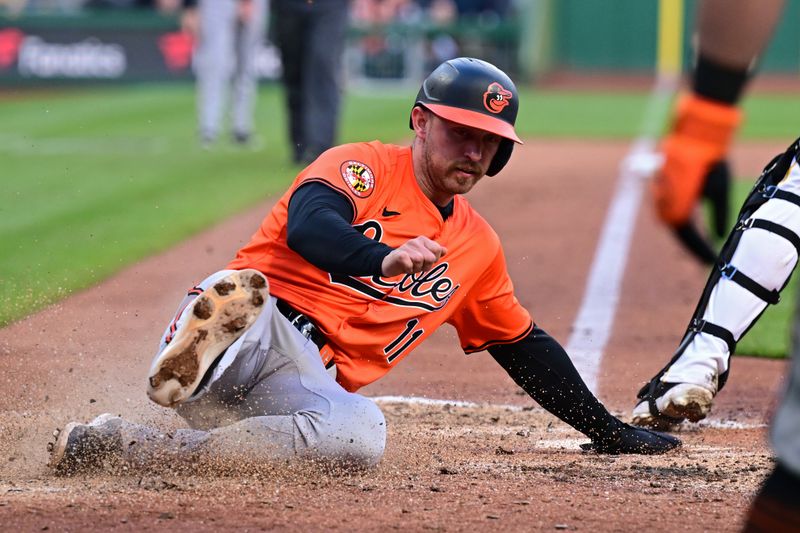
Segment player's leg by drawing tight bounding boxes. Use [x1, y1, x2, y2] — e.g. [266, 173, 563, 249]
[196, 0, 237, 145]
[634, 138, 800, 428]
[273, 1, 308, 163]
[743, 327, 800, 531]
[48, 267, 270, 474]
[231, 0, 268, 144]
[300, 0, 348, 162]
[180, 302, 385, 467]
[50, 290, 385, 473]
[770, 306, 800, 479]
[169, 296, 385, 467]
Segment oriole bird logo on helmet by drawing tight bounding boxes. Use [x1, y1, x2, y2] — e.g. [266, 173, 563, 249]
[483, 82, 513, 114]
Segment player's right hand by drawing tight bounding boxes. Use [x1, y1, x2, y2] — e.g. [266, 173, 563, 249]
[381, 236, 447, 277]
[653, 93, 741, 264]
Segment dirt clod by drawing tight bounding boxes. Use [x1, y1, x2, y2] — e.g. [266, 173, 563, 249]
[193, 297, 212, 319]
[214, 281, 236, 296]
[251, 292, 264, 307]
[222, 317, 247, 333]
[150, 330, 206, 387]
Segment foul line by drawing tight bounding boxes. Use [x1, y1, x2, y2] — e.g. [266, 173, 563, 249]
[372, 394, 531, 412]
[565, 76, 678, 394]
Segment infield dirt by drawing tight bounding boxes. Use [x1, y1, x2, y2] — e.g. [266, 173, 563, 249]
[0, 139, 789, 531]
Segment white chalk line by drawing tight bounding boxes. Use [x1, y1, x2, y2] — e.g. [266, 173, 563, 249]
[372, 395, 532, 412]
[371, 395, 765, 430]
[564, 75, 677, 394]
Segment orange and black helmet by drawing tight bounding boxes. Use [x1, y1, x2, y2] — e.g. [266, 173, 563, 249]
[410, 57, 522, 176]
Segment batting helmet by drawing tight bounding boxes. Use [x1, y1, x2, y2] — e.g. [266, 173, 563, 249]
[410, 57, 522, 176]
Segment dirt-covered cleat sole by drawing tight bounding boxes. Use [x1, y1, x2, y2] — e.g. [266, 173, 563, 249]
[147, 269, 268, 407]
[47, 413, 121, 475]
[632, 382, 715, 429]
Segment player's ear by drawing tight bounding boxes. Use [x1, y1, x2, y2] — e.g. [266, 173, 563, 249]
[411, 106, 430, 138]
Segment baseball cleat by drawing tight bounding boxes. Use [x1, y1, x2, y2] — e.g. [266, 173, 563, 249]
[632, 380, 716, 430]
[581, 424, 681, 455]
[147, 269, 269, 408]
[47, 413, 122, 475]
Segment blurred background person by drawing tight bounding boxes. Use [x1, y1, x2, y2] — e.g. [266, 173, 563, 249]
[171, 0, 268, 148]
[274, 0, 350, 165]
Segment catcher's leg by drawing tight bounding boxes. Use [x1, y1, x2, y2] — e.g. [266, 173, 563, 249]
[634, 139, 800, 428]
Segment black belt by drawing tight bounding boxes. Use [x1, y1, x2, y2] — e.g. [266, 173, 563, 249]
[275, 299, 327, 351]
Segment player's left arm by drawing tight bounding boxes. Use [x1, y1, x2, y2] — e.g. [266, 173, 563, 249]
[489, 329, 678, 454]
[451, 245, 680, 454]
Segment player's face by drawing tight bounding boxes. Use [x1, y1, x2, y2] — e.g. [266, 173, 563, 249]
[414, 108, 502, 205]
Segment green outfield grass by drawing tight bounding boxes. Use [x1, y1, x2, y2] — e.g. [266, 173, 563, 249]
[2, 84, 799, 358]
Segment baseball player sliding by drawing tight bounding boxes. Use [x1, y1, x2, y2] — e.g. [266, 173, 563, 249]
[49, 58, 679, 474]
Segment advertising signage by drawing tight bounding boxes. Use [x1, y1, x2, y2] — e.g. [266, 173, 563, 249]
[0, 21, 281, 83]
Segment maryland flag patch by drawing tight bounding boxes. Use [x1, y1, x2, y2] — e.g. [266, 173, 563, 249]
[340, 160, 375, 198]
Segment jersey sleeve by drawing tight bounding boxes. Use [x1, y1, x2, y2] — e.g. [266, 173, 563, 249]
[293, 142, 385, 221]
[448, 242, 533, 353]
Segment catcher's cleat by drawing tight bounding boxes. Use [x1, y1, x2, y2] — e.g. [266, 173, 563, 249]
[581, 424, 681, 455]
[47, 413, 123, 475]
[147, 269, 269, 408]
[632, 380, 717, 430]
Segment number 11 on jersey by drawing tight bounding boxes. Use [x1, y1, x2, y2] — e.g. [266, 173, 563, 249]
[385, 319, 424, 363]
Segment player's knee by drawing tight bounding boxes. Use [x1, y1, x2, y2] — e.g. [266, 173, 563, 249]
[338, 396, 386, 468]
[310, 395, 385, 468]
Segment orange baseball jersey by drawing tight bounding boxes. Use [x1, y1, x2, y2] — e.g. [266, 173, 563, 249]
[228, 140, 533, 391]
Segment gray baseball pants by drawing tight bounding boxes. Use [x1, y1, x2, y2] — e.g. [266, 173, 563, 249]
[196, 0, 268, 140]
[120, 270, 386, 469]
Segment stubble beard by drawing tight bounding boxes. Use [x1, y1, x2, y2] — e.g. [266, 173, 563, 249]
[423, 144, 481, 197]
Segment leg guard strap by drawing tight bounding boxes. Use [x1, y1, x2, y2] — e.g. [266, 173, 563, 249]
[718, 261, 781, 305]
[760, 185, 800, 207]
[688, 318, 736, 355]
[741, 218, 800, 258]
